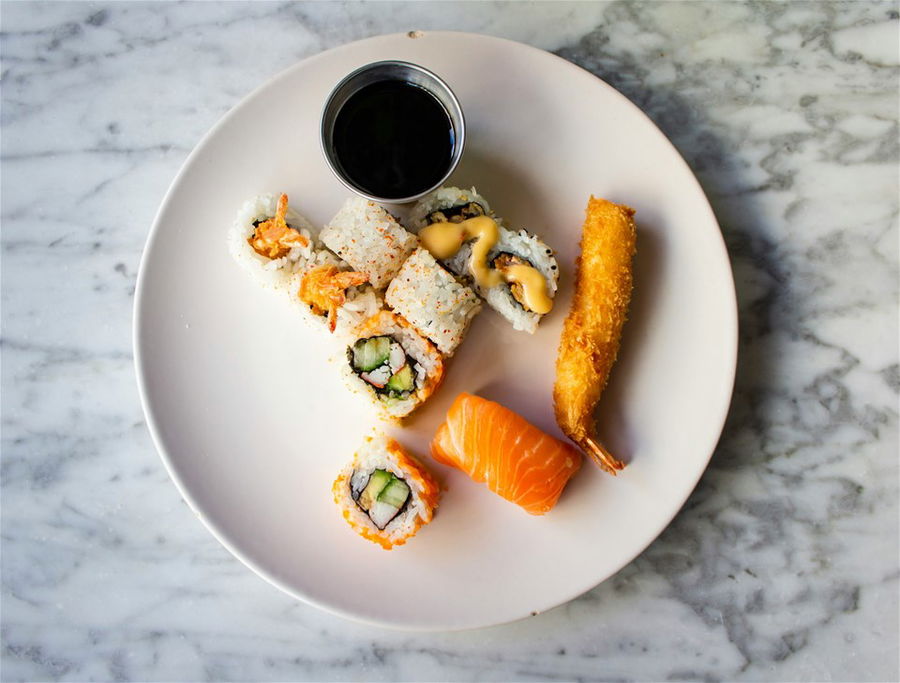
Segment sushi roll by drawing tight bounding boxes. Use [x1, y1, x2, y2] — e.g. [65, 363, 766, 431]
[407, 186, 492, 230]
[320, 197, 418, 290]
[345, 311, 444, 419]
[385, 248, 481, 356]
[228, 193, 317, 290]
[412, 186, 560, 334]
[333, 435, 440, 550]
[290, 253, 383, 337]
[462, 227, 560, 334]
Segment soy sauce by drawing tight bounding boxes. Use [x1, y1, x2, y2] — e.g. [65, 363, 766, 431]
[332, 80, 454, 200]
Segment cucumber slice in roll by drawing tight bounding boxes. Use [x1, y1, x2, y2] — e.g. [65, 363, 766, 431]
[357, 469, 392, 511]
[352, 337, 391, 372]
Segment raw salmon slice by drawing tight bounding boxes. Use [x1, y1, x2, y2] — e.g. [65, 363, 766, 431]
[431, 393, 582, 515]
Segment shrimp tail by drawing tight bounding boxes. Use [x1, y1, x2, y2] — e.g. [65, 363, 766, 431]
[582, 437, 625, 476]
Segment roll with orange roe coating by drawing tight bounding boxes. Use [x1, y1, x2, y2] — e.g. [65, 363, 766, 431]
[333, 436, 440, 550]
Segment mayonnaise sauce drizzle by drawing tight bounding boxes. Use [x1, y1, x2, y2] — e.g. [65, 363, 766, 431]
[503, 264, 553, 314]
[419, 215, 553, 314]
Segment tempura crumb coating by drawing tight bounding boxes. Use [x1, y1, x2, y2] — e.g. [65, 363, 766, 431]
[553, 197, 636, 474]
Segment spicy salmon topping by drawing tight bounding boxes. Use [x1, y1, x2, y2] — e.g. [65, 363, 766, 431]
[247, 193, 309, 259]
[298, 264, 369, 332]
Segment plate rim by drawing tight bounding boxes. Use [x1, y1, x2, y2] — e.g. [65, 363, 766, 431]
[133, 30, 739, 631]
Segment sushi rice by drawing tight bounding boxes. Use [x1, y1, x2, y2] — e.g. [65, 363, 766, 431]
[385, 247, 482, 356]
[320, 197, 418, 290]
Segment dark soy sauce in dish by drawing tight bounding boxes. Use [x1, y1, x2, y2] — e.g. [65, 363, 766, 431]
[332, 80, 454, 200]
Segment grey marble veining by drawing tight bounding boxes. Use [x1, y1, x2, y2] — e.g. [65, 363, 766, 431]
[1, 2, 897, 681]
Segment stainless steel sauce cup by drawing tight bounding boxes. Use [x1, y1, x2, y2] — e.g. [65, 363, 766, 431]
[320, 60, 465, 204]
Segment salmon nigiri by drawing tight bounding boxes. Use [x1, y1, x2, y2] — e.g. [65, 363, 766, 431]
[431, 393, 583, 515]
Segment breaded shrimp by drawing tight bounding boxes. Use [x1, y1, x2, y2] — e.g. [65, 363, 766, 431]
[553, 197, 636, 474]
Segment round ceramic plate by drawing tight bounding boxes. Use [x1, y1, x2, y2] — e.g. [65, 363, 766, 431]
[135, 32, 737, 630]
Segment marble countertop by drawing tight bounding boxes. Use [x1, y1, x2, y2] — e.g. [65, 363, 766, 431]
[2, 2, 897, 681]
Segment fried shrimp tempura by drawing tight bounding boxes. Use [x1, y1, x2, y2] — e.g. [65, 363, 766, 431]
[553, 197, 636, 475]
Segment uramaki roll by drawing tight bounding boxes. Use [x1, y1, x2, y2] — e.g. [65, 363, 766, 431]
[385, 247, 481, 356]
[320, 197, 417, 290]
[407, 185, 492, 230]
[344, 311, 444, 419]
[410, 186, 560, 333]
[333, 435, 440, 550]
[228, 193, 317, 291]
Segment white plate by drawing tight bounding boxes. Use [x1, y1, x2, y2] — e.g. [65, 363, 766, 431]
[134, 32, 737, 630]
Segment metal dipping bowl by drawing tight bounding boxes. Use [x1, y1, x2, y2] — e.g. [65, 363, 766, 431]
[320, 60, 465, 204]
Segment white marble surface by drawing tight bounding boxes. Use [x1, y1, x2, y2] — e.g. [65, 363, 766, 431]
[1, 2, 898, 681]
